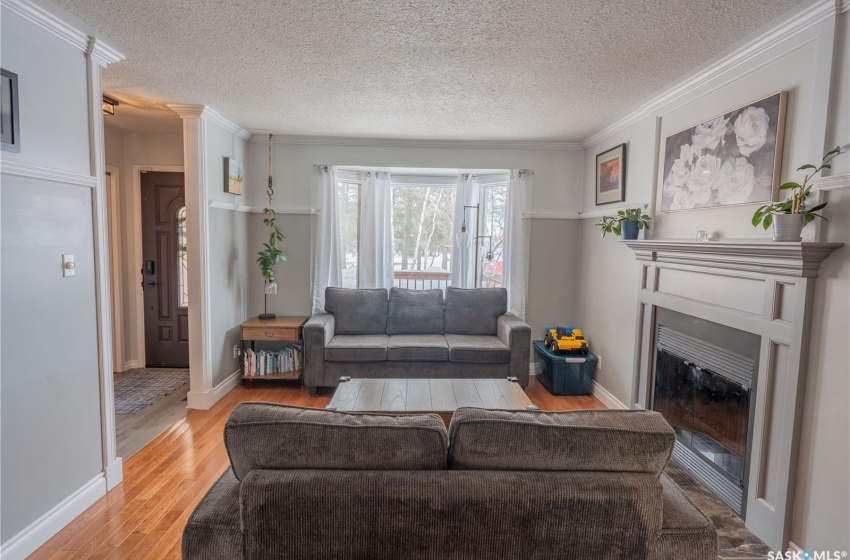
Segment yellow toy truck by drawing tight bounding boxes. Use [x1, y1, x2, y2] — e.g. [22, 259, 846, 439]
[544, 327, 589, 355]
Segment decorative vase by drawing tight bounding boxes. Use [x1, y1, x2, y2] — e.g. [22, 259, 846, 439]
[772, 214, 804, 242]
[621, 221, 640, 240]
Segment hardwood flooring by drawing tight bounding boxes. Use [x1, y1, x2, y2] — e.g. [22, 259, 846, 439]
[28, 377, 603, 560]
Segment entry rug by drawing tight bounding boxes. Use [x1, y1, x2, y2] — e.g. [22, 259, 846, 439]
[114, 368, 190, 414]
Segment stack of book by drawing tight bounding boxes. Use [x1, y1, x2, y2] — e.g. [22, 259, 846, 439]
[243, 343, 302, 376]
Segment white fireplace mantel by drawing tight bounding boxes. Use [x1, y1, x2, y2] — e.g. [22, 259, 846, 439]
[622, 238, 842, 552]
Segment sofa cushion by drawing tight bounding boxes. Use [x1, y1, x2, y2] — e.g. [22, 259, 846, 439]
[182, 468, 242, 560]
[325, 334, 388, 362]
[444, 287, 507, 335]
[448, 408, 675, 475]
[651, 475, 717, 560]
[445, 334, 510, 363]
[325, 287, 388, 335]
[387, 334, 449, 361]
[387, 288, 445, 335]
[224, 403, 449, 479]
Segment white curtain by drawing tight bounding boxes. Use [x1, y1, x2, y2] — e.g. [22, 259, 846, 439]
[450, 174, 479, 288]
[312, 165, 342, 313]
[502, 169, 531, 319]
[359, 171, 394, 289]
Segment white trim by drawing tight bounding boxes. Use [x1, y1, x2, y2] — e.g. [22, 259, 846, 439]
[85, 37, 123, 505]
[581, 0, 837, 148]
[787, 541, 804, 553]
[592, 381, 628, 410]
[105, 165, 124, 373]
[249, 133, 583, 151]
[88, 37, 124, 66]
[530, 361, 543, 376]
[812, 172, 850, 191]
[0, 160, 97, 187]
[123, 360, 140, 371]
[521, 211, 582, 220]
[1, 0, 88, 51]
[577, 203, 651, 220]
[168, 104, 251, 140]
[841, 0, 850, 14]
[0, 474, 106, 560]
[131, 165, 185, 367]
[186, 369, 241, 410]
[209, 200, 318, 214]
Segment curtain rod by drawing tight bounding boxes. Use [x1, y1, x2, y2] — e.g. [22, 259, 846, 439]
[313, 165, 527, 178]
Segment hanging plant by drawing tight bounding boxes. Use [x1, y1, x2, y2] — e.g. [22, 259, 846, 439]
[257, 133, 286, 280]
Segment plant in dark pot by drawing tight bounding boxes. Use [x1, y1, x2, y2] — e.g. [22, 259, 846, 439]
[596, 207, 651, 240]
[752, 146, 844, 242]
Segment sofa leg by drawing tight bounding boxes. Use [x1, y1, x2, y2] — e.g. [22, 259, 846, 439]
[307, 386, 318, 397]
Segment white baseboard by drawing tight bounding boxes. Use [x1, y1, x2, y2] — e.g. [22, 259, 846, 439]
[187, 369, 241, 410]
[529, 361, 543, 376]
[123, 360, 140, 371]
[787, 541, 803, 553]
[592, 381, 628, 409]
[105, 458, 123, 491]
[0, 474, 106, 560]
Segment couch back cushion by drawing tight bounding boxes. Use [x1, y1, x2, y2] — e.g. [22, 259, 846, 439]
[444, 287, 507, 335]
[325, 287, 388, 335]
[448, 408, 674, 476]
[225, 403, 448, 479]
[387, 288, 445, 334]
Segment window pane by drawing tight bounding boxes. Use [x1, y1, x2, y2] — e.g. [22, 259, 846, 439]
[337, 181, 360, 288]
[392, 185, 456, 290]
[479, 184, 507, 288]
[177, 206, 188, 307]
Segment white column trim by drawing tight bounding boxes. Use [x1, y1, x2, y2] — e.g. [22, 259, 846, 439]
[170, 104, 215, 409]
[105, 165, 124, 373]
[86, 37, 124, 492]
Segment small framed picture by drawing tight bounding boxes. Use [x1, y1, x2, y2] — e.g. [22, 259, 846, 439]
[1, 68, 21, 153]
[596, 143, 626, 205]
[224, 157, 243, 195]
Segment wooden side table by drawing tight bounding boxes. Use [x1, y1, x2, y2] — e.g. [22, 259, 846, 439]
[240, 315, 308, 384]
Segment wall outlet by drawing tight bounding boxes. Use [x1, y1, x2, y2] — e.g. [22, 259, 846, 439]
[597, 354, 602, 370]
[233, 345, 241, 359]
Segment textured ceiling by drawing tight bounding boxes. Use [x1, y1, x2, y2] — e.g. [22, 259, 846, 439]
[56, 0, 800, 141]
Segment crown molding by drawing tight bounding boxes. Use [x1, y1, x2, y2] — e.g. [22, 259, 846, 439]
[581, 0, 838, 149]
[167, 105, 251, 140]
[0, 160, 97, 187]
[812, 172, 850, 191]
[2, 0, 88, 50]
[248, 133, 583, 151]
[87, 37, 124, 67]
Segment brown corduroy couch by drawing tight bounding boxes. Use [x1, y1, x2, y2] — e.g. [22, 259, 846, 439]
[183, 404, 717, 560]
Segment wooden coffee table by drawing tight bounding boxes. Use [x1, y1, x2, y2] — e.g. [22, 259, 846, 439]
[326, 377, 536, 426]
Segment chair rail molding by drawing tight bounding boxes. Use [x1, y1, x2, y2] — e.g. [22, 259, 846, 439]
[0, 160, 97, 187]
[623, 238, 842, 551]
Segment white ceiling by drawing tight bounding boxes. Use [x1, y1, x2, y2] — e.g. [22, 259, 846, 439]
[56, 0, 800, 141]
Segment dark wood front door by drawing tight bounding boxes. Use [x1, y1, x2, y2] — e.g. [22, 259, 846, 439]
[141, 171, 189, 367]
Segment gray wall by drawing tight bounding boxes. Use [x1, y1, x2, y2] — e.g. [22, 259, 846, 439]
[0, 9, 104, 543]
[205, 121, 250, 387]
[575, 10, 850, 551]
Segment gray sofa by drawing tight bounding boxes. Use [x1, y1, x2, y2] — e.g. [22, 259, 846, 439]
[303, 286, 531, 395]
[183, 403, 717, 560]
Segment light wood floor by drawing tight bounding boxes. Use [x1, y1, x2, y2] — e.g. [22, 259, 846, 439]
[114, 370, 190, 459]
[29, 377, 604, 559]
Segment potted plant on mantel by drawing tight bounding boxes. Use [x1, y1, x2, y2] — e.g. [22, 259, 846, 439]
[596, 207, 651, 240]
[751, 146, 845, 242]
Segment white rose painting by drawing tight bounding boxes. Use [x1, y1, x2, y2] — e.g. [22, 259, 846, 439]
[661, 92, 787, 211]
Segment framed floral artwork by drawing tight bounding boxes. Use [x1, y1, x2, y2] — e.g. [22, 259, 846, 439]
[596, 143, 626, 205]
[660, 91, 787, 212]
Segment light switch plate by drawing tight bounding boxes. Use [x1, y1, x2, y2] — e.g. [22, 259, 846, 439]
[62, 254, 75, 277]
[597, 354, 602, 370]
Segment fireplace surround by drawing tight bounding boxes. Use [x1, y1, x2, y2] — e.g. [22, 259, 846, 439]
[624, 239, 842, 551]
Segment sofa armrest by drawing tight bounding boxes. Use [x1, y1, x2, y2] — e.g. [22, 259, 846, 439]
[497, 313, 531, 387]
[303, 314, 335, 391]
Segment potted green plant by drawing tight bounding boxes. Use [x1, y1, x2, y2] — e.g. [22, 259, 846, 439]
[596, 207, 651, 240]
[752, 146, 844, 241]
[257, 133, 286, 320]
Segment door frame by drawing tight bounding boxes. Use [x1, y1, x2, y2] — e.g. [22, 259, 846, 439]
[132, 165, 184, 368]
[105, 165, 125, 373]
